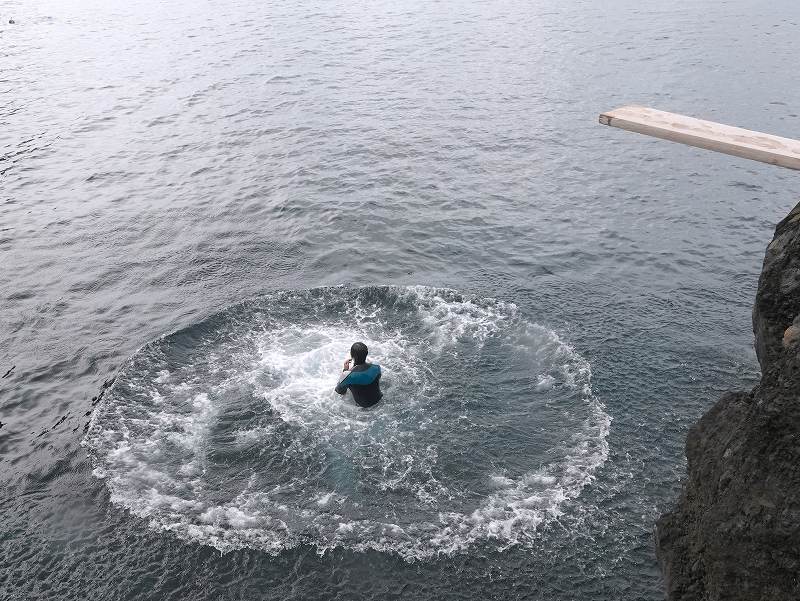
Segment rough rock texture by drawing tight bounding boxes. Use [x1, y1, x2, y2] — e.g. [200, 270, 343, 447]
[655, 202, 800, 600]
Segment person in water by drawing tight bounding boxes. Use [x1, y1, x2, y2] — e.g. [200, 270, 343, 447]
[335, 342, 382, 408]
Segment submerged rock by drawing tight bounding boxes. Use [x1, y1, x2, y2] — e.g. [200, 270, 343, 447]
[656, 202, 800, 600]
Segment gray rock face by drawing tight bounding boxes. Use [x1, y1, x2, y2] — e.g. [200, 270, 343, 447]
[656, 203, 800, 600]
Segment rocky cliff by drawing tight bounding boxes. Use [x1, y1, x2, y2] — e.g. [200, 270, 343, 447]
[655, 203, 800, 600]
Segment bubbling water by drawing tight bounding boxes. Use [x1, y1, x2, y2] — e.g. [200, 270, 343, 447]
[83, 286, 610, 559]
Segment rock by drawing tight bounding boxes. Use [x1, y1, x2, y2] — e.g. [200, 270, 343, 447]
[783, 325, 800, 349]
[753, 202, 800, 372]
[656, 201, 800, 600]
[782, 314, 800, 349]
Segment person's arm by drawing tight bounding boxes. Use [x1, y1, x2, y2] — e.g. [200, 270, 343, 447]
[335, 359, 352, 395]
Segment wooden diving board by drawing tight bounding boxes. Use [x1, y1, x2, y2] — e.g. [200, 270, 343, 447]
[599, 106, 800, 171]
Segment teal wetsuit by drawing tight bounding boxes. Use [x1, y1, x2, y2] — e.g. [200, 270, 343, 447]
[335, 362, 382, 407]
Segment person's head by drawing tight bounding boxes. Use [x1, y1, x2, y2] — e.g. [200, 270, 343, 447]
[350, 342, 368, 365]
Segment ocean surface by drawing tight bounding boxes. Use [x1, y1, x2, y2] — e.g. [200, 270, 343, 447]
[2, 0, 800, 599]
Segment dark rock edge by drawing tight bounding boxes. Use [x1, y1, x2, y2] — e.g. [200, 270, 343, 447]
[655, 202, 800, 600]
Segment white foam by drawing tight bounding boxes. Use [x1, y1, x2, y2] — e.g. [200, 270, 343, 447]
[315, 492, 335, 507]
[233, 424, 277, 444]
[82, 286, 611, 561]
[408, 286, 515, 349]
[535, 374, 556, 391]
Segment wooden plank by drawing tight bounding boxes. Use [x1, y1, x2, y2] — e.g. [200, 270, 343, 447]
[599, 106, 800, 171]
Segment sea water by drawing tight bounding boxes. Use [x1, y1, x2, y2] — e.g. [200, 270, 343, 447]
[84, 287, 609, 558]
[2, 0, 799, 599]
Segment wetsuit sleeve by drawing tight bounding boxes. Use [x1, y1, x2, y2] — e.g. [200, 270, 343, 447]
[335, 370, 351, 395]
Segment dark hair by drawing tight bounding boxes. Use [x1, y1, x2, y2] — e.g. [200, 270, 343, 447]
[350, 342, 368, 365]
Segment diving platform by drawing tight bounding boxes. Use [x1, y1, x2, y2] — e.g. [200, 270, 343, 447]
[599, 106, 800, 171]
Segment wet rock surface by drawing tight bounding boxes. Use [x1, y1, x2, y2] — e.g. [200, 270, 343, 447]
[656, 202, 800, 600]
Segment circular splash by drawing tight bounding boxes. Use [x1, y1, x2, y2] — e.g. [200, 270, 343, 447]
[83, 286, 610, 559]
